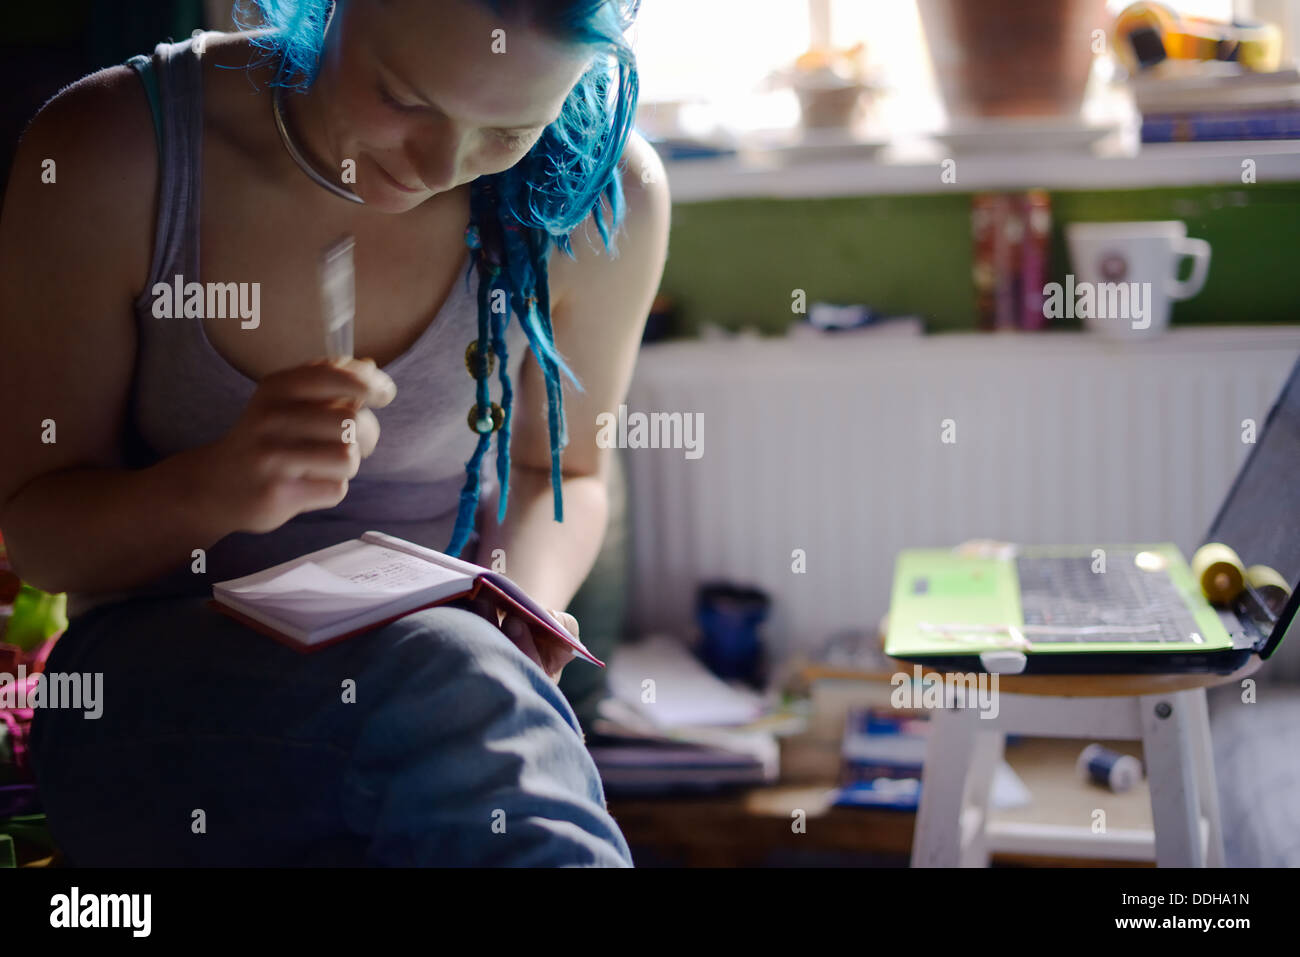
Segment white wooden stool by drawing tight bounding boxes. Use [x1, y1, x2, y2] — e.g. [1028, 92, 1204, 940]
[906, 659, 1260, 867]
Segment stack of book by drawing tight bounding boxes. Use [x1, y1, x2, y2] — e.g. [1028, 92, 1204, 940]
[1134, 67, 1300, 142]
[832, 707, 928, 811]
[587, 713, 781, 794]
[590, 634, 784, 795]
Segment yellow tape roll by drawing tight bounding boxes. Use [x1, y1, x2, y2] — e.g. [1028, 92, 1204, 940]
[1246, 564, 1292, 614]
[1191, 543, 1245, 604]
[1235, 23, 1283, 73]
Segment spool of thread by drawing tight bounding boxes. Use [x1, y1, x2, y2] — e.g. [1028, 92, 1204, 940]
[1191, 543, 1246, 605]
[1077, 744, 1142, 793]
[1245, 564, 1293, 616]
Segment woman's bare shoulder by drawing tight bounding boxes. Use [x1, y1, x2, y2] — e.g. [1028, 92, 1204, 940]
[4, 62, 159, 292]
[548, 130, 670, 309]
[15, 61, 159, 199]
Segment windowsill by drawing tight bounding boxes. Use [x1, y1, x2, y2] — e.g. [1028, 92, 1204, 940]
[662, 139, 1300, 202]
[636, 326, 1300, 368]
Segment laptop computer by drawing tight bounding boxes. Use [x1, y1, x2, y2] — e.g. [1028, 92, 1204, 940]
[884, 353, 1300, 675]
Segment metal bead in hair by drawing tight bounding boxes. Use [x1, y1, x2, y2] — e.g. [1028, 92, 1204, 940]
[444, 175, 573, 558]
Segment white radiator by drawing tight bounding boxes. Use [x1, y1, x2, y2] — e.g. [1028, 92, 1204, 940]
[621, 326, 1300, 663]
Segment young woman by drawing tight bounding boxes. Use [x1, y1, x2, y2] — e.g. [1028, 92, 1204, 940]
[0, 0, 669, 865]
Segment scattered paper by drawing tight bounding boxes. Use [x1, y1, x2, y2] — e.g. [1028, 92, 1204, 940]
[607, 633, 766, 728]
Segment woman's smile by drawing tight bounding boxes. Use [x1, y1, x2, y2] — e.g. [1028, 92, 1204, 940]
[372, 157, 426, 194]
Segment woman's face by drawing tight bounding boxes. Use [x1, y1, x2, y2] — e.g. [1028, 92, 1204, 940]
[305, 0, 594, 212]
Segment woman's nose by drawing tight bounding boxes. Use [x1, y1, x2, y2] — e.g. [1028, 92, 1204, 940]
[408, 123, 460, 194]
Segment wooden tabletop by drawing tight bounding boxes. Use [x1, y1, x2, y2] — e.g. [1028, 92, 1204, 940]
[878, 654, 1263, 697]
[816, 618, 1268, 697]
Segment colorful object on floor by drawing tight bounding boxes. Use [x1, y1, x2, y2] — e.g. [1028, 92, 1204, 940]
[0, 531, 63, 864]
[0, 634, 59, 789]
[0, 533, 66, 653]
[3, 586, 67, 654]
[1077, 743, 1143, 793]
[1, 613, 61, 866]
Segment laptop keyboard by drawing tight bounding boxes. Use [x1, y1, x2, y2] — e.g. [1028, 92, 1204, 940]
[1015, 551, 1206, 644]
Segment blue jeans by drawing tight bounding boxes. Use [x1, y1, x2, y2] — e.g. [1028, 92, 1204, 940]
[29, 595, 633, 866]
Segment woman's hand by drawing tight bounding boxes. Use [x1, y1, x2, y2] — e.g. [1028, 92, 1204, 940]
[504, 608, 580, 683]
[461, 596, 579, 682]
[194, 358, 396, 534]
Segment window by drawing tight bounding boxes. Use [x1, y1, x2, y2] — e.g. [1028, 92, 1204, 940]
[630, 0, 1279, 141]
[627, 0, 811, 137]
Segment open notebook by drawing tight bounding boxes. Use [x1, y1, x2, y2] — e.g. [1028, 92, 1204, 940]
[209, 530, 602, 666]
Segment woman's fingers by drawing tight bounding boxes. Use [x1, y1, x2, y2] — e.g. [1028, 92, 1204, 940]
[452, 596, 577, 682]
[499, 615, 547, 675]
[548, 608, 580, 638]
[503, 614, 576, 682]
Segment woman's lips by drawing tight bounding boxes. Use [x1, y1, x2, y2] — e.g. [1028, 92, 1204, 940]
[375, 162, 424, 194]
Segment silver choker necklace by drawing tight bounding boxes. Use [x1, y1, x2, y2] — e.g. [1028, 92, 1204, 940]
[271, 85, 365, 205]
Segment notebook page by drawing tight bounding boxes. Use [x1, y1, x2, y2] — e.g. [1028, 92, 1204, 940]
[360, 530, 485, 578]
[219, 543, 469, 621]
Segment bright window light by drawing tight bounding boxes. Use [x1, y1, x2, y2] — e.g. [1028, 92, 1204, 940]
[630, 0, 1267, 141]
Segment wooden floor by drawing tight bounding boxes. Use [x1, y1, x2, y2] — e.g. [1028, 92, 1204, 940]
[607, 734, 1155, 867]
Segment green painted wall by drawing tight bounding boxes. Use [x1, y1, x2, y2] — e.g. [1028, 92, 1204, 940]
[658, 182, 1300, 336]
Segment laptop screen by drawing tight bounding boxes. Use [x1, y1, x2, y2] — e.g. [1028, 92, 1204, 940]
[1203, 353, 1300, 658]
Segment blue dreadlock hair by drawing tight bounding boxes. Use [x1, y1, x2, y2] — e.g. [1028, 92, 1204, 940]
[235, 0, 641, 556]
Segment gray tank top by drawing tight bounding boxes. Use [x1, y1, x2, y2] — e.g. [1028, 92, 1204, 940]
[66, 35, 528, 618]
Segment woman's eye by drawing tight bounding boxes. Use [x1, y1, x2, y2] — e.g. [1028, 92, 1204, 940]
[377, 82, 415, 111]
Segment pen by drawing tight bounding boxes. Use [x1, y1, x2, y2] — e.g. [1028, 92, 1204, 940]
[320, 234, 355, 361]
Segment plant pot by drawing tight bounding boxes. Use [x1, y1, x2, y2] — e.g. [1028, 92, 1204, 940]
[917, 0, 1110, 120]
[795, 84, 869, 130]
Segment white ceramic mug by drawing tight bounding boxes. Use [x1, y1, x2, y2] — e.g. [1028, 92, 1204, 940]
[1063, 221, 1211, 338]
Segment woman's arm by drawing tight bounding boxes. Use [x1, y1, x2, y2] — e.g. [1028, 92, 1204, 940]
[0, 71, 397, 597]
[0, 69, 224, 595]
[473, 132, 671, 613]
